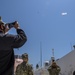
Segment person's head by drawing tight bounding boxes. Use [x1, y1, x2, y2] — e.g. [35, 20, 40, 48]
[22, 53, 28, 63]
[0, 16, 5, 33]
[51, 62, 57, 68]
[52, 59, 55, 62]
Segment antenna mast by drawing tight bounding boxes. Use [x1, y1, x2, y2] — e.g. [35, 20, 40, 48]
[40, 42, 42, 68]
[52, 48, 54, 57]
[51, 48, 55, 61]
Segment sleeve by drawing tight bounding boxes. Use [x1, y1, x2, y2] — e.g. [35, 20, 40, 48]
[12, 29, 27, 48]
[56, 66, 61, 74]
[15, 65, 21, 75]
[28, 65, 33, 75]
[57, 66, 61, 72]
[47, 66, 52, 75]
[47, 66, 52, 72]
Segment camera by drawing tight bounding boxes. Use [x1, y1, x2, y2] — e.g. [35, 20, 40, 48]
[5, 21, 16, 29]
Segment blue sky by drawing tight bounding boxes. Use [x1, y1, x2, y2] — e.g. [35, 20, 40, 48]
[0, 0, 75, 68]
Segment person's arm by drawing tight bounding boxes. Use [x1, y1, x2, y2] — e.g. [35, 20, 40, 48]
[28, 65, 33, 75]
[57, 66, 61, 72]
[47, 66, 52, 75]
[15, 65, 21, 75]
[55, 66, 61, 74]
[47, 66, 51, 71]
[12, 21, 27, 48]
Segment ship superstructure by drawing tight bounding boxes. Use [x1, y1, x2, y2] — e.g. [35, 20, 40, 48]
[34, 46, 75, 75]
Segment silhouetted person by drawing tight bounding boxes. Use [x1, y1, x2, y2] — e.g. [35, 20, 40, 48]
[0, 16, 27, 75]
[36, 64, 39, 69]
[73, 71, 75, 75]
[47, 62, 61, 75]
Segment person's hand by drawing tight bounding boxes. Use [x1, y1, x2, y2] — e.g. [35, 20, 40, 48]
[14, 21, 20, 29]
[5, 24, 10, 33]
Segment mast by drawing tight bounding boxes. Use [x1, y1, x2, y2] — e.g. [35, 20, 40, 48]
[40, 42, 42, 68]
[52, 48, 54, 57]
[51, 48, 55, 61]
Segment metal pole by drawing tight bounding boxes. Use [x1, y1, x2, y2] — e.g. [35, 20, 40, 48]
[52, 48, 54, 57]
[40, 42, 42, 68]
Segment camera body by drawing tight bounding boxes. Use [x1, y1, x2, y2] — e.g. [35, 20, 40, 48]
[6, 21, 16, 29]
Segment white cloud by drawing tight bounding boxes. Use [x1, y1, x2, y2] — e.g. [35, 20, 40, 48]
[61, 12, 67, 16]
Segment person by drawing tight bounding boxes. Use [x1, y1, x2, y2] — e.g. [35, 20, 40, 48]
[0, 16, 27, 75]
[36, 64, 39, 69]
[15, 53, 33, 75]
[47, 61, 61, 75]
[73, 71, 75, 75]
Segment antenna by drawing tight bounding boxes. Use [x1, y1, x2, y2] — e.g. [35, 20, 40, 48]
[40, 42, 42, 68]
[51, 48, 55, 61]
[52, 48, 54, 57]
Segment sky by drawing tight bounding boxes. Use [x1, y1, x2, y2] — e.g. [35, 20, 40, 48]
[0, 0, 75, 68]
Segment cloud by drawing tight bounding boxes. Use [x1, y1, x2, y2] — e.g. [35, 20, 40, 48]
[61, 12, 67, 16]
